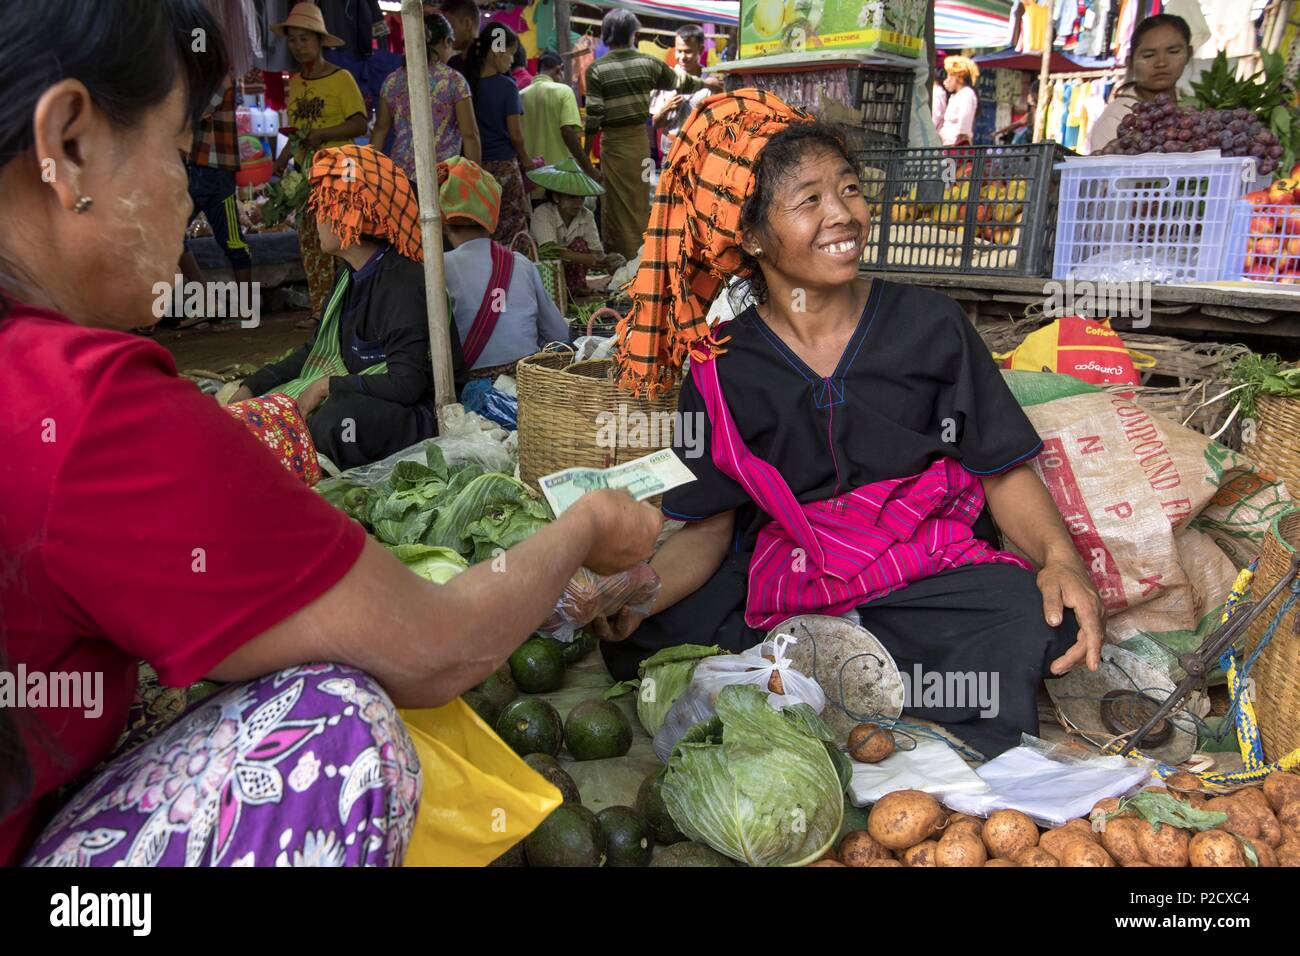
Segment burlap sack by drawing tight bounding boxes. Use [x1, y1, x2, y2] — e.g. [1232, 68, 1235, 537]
[1003, 371, 1293, 645]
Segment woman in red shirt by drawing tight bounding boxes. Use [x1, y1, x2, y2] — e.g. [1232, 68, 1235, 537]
[0, 0, 660, 867]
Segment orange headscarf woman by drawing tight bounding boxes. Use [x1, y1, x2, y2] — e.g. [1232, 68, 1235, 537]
[598, 91, 1106, 759]
[233, 145, 446, 469]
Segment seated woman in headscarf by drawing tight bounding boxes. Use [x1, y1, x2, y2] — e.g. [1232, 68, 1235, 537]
[233, 145, 445, 469]
[441, 156, 572, 379]
[592, 92, 1107, 758]
[527, 158, 623, 296]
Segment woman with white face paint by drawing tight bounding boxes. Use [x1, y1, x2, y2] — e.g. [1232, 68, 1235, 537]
[0, 0, 660, 868]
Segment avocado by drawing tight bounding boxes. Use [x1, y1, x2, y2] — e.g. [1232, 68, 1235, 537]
[564, 699, 632, 761]
[461, 690, 500, 727]
[635, 767, 685, 846]
[508, 637, 566, 693]
[487, 841, 527, 867]
[495, 698, 563, 757]
[524, 804, 606, 867]
[649, 842, 739, 867]
[523, 752, 581, 803]
[597, 805, 654, 867]
[476, 664, 518, 713]
[561, 630, 597, 665]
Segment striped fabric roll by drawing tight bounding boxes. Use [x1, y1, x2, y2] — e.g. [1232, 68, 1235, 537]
[689, 352, 1032, 629]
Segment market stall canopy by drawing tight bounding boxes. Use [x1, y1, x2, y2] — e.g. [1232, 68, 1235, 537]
[935, 0, 1014, 50]
[579, 0, 741, 26]
[973, 47, 1110, 72]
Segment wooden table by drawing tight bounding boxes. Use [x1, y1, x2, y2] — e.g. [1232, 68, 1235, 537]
[861, 270, 1300, 342]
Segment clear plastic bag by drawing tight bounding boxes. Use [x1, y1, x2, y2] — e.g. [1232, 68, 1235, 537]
[651, 634, 827, 762]
[539, 563, 661, 642]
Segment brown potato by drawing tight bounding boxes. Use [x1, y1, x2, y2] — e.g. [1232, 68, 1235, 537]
[847, 723, 896, 764]
[1164, 772, 1205, 794]
[807, 859, 847, 867]
[902, 840, 940, 867]
[839, 830, 893, 867]
[867, 858, 904, 867]
[982, 810, 1039, 860]
[1092, 797, 1135, 819]
[1240, 837, 1276, 868]
[1189, 829, 1246, 867]
[1277, 800, 1300, 832]
[1235, 787, 1271, 815]
[1135, 819, 1190, 867]
[1204, 796, 1261, 840]
[1276, 842, 1300, 867]
[1182, 792, 1209, 810]
[1064, 817, 1100, 843]
[1263, 772, 1300, 813]
[1061, 840, 1116, 867]
[935, 831, 988, 867]
[1015, 847, 1060, 867]
[1039, 827, 1089, 862]
[867, 790, 945, 850]
[1126, 860, 1153, 866]
[1100, 817, 1145, 866]
[984, 859, 1018, 866]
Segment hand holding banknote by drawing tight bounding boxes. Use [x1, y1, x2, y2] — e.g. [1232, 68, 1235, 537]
[539, 449, 696, 516]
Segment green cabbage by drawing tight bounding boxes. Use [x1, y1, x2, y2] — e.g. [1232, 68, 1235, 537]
[388, 544, 469, 584]
[634, 644, 725, 736]
[661, 685, 844, 867]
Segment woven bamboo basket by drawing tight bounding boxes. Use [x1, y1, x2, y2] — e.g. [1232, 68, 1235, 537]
[516, 350, 682, 494]
[1251, 395, 1300, 501]
[1240, 510, 1300, 763]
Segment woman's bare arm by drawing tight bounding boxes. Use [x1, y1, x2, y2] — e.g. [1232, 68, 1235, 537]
[981, 464, 1105, 673]
[209, 490, 663, 705]
[456, 98, 482, 164]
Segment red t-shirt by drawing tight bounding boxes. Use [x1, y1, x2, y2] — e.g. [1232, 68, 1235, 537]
[0, 302, 366, 865]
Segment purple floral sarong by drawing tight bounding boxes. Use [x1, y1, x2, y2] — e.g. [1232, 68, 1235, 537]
[23, 664, 421, 867]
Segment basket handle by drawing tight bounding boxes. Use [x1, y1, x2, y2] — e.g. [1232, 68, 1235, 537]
[585, 306, 624, 338]
[510, 230, 540, 262]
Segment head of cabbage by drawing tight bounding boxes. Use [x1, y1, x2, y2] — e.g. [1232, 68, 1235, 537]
[388, 543, 468, 584]
[661, 684, 845, 866]
[630, 644, 726, 736]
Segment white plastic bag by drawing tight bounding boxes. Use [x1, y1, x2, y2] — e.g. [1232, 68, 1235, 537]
[941, 735, 1156, 827]
[652, 634, 826, 762]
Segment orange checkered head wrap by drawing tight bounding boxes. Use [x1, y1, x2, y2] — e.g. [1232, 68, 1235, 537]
[612, 90, 811, 398]
[307, 145, 423, 262]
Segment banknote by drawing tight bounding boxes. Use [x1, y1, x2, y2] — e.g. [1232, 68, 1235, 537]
[539, 448, 696, 515]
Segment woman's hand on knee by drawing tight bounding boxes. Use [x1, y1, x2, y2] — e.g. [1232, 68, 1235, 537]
[1038, 561, 1106, 674]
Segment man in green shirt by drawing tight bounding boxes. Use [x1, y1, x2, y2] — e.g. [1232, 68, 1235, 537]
[584, 8, 721, 259]
[522, 51, 600, 198]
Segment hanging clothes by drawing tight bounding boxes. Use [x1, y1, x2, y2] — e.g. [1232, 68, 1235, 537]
[1021, 1, 1052, 54]
[1064, 79, 1088, 150]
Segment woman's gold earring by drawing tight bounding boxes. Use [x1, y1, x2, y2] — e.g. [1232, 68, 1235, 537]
[73, 195, 94, 214]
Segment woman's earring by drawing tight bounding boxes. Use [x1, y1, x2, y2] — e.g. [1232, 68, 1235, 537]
[73, 195, 94, 214]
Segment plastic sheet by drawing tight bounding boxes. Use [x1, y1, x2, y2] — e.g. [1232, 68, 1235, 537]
[941, 734, 1156, 827]
[652, 636, 826, 762]
[539, 564, 661, 642]
[847, 737, 991, 807]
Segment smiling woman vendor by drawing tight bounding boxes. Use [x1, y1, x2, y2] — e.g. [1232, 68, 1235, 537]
[593, 92, 1106, 758]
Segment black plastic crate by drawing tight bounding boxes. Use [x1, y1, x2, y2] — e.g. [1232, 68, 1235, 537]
[724, 65, 912, 147]
[855, 142, 1065, 277]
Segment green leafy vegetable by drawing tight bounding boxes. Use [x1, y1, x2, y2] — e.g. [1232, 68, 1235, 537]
[661, 685, 845, 866]
[426, 471, 550, 560]
[634, 644, 726, 736]
[387, 544, 469, 583]
[1224, 351, 1300, 420]
[1114, 790, 1228, 832]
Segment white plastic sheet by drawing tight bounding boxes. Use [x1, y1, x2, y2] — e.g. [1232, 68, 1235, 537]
[847, 737, 991, 807]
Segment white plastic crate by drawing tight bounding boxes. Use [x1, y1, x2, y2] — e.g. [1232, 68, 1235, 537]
[1052, 152, 1256, 284]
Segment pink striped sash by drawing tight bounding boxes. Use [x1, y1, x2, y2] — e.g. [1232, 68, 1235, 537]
[689, 352, 1031, 629]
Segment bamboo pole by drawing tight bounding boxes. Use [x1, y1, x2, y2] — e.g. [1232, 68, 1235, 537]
[400, 0, 458, 423]
[1033, 18, 1054, 143]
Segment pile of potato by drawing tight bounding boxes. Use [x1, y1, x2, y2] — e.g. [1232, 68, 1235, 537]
[810, 770, 1300, 867]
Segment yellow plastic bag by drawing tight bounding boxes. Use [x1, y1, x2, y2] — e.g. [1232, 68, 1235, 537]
[399, 700, 561, 867]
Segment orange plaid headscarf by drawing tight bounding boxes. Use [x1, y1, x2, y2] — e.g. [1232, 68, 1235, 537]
[613, 90, 810, 398]
[307, 145, 423, 262]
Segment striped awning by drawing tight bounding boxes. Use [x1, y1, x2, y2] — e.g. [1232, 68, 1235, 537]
[935, 0, 1013, 50]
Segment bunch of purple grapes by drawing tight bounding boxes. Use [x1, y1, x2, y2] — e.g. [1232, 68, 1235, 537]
[1099, 92, 1281, 175]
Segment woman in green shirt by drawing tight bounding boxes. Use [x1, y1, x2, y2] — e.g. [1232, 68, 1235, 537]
[271, 3, 368, 330]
